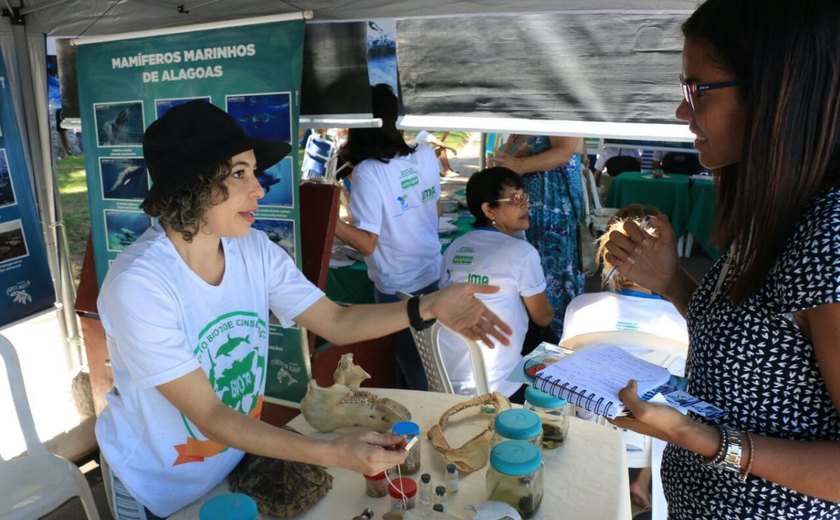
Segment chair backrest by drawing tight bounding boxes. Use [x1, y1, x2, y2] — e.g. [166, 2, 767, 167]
[604, 155, 641, 177]
[661, 151, 702, 176]
[301, 135, 336, 181]
[396, 292, 490, 395]
[0, 334, 47, 461]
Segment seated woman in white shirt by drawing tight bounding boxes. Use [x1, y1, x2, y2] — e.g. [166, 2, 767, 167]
[439, 167, 554, 401]
[562, 204, 687, 512]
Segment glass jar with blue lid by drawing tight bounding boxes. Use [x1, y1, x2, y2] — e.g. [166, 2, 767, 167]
[486, 440, 544, 518]
[524, 385, 571, 449]
[392, 420, 421, 474]
[493, 408, 542, 446]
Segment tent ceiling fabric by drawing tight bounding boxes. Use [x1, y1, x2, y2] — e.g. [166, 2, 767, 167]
[398, 12, 686, 125]
[13, 0, 699, 37]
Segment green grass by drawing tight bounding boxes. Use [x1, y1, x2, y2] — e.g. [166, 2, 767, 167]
[55, 155, 89, 287]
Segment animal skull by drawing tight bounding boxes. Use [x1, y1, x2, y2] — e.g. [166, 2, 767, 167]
[300, 354, 410, 432]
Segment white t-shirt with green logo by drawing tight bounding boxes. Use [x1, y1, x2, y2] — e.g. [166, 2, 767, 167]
[95, 225, 323, 517]
[350, 145, 441, 294]
[439, 229, 547, 396]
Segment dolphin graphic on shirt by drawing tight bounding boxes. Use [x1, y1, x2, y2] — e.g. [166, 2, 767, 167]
[216, 334, 251, 357]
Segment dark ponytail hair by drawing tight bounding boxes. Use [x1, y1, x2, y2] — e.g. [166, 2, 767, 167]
[340, 83, 416, 165]
[684, 0, 840, 302]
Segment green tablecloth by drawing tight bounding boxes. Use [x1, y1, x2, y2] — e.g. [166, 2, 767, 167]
[686, 178, 721, 259]
[605, 171, 692, 237]
[326, 212, 475, 304]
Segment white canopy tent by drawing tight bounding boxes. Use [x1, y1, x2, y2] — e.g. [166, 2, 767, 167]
[0, 0, 699, 364]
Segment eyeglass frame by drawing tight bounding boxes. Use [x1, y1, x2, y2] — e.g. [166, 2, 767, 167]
[679, 75, 746, 111]
[493, 193, 530, 205]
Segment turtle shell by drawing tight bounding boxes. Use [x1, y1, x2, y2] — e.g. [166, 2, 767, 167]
[228, 450, 333, 517]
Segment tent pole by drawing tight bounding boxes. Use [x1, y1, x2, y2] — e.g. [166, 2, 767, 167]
[10, 26, 80, 369]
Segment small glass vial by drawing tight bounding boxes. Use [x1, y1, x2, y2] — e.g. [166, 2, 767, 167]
[486, 441, 544, 519]
[524, 385, 571, 449]
[445, 463, 459, 494]
[388, 477, 417, 514]
[493, 409, 543, 447]
[433, 485, 447, 512]
[392, 421, 422, 474]
[363, 471, 388, 497]
[418, 473, 433, 506]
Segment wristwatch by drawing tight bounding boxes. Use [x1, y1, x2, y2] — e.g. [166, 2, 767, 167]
[407, 295, 436, 331]
[719, 427, 743, 474]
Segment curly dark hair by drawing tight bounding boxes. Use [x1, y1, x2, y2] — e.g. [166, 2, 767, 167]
[142, 161, 232, 242]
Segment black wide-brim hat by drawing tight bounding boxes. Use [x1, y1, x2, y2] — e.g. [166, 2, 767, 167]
[141, 100, 291, 210]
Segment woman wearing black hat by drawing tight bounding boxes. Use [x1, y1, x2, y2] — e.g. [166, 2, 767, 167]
[335, 84, 444, 391]
[94, 100, 510, 519]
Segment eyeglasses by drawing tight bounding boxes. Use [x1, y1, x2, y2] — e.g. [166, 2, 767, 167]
[494, 193, 530, 205]
[679, 75, 745, 112]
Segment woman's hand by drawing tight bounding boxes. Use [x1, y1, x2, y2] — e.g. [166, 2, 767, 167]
[610, 380, 696, 444]
[492, 151, 525, 173]
[422, 284, 513, 346]
[603, 215, 681, 297]
[332, 431, 408, 475]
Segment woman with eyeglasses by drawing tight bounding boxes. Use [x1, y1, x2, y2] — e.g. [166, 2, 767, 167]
[438, 167, 553, 401]
[492, 135, 587, 339]
[604, 0, 840, 517]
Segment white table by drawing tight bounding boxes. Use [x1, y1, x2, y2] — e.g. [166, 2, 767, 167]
[172, 389, 631, 520]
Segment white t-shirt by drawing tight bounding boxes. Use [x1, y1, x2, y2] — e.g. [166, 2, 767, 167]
[95, 225, 323, 517]
[350, 146, 442, 294]
[560, 292, 688, 348]
[438, 229, 547, 396]
[414, 130, 435, 146]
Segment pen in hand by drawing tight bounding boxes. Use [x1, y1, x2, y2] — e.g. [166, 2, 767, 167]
[604, 215, 652, 285]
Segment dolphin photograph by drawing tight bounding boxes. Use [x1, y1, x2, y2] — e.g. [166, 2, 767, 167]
[367, 20, 398, 92]
[0, 149, 16, 208]
[104, 209, 151, 252]
[0, 219, 28, 263]
[257, 157, 293, 207]
[95, 101, 145, 147]
[226, 92, 291, 143]
[100, 157, 149, 200]
[252, 217, 295, 261]
[155, 96, 211, 119]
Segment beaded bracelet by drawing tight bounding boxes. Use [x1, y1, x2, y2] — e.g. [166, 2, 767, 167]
[739, 431, 755, 481]
[704, 425, 728, 465]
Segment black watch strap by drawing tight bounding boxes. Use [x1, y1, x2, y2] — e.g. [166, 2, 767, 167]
[407, 295, 436, 330]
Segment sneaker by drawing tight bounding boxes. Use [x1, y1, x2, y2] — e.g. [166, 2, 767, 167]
[441, 170, 460, 178]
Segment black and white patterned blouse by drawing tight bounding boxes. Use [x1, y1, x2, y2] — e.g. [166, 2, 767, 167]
[662, 187, 840, 519]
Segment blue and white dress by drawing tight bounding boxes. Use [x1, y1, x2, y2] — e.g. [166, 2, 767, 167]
[521, 135, 585, 336]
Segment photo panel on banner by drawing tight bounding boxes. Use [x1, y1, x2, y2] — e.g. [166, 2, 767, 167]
[76, 17, 311, 405]
[0, 55, 56, 327]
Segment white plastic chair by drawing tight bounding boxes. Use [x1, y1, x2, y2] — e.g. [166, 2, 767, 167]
[581, 167, 618, 235]
[396, 292, 490, 395]
[301, 134, 341, 182]
[0, 334, 101, 520]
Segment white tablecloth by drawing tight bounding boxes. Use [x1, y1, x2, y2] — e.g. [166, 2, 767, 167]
[171, 389, 631, 520]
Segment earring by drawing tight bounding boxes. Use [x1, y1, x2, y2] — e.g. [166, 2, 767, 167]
[491, 219, 496, 226]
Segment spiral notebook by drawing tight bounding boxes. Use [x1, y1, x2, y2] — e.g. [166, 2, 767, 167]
[533, 344, 726, 420]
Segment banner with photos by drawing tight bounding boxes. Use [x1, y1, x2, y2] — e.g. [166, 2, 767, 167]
[0, 53, 56, 327]
[76, 18, 311, 404]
